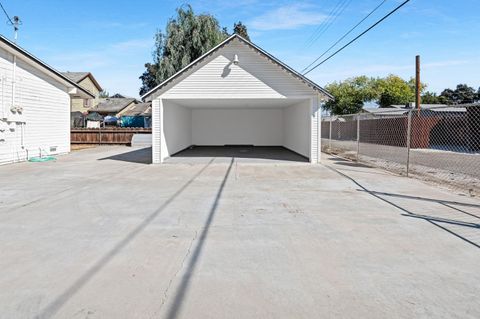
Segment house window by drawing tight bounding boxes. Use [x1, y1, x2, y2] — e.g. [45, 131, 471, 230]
[83, 99, 91, 108]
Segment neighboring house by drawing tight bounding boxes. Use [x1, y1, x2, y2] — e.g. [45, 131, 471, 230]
[362, 104, 468, 117]
[61, 71, 102, 112]
[142, 34, 333, 164]
[361, 107, 408, 117]
[0, 35, 95, 165]
[110, 93, 132, 98]
[119, 102, 152, 127]
[88, 98, 137, 117]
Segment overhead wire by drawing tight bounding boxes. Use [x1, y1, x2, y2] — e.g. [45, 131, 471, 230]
[0, 0, 13, 25]
[306, 0, 353, 49]
[304, 0, 348, 47]
[303, 0, 411, 76]
[301, 0, 388, 73]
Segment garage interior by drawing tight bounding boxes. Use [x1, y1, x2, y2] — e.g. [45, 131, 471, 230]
[159, 98, 312, 163]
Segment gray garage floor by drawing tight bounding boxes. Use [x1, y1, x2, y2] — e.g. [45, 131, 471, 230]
[166, 145, 309, 164]
[0, 146, 479, 319]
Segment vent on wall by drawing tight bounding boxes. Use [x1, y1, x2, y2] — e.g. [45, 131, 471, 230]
[50, 146, 57, 152]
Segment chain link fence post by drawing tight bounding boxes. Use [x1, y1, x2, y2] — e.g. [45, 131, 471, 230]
[356, 113, 360, 162]
[406, 109, 412, 177]
[329, 117, 332, 151]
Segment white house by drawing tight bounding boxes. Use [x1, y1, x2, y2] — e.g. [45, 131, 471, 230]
[142, 35, 333, 164]
[0, 35, 94, 165]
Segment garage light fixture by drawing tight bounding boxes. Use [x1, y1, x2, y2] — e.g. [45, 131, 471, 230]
[233, 54, 239, 65]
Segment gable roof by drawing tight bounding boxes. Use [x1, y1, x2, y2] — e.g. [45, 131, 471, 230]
[89, 98, 136, 113]
[120, 102, 152, 116]
[141, 34, 333, 100]
[0, 35, 95, 98]
[61, 71, 103, 91]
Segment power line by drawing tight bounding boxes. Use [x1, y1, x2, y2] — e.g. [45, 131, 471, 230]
[301, 0, 388, 73]
[303, 0, 411, 76]
[0, 0, 13, 25]
[304, 0, 347, 47]
[306, 0, 353, 49]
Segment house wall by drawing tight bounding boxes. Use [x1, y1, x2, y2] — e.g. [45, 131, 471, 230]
[0, 47, 71, 165]
[157, 38, 316, 100]
[161, 100, 192, 161]
[116, 102, 138, 117]
[192, 108, 283, 146]
[283, 100, 311, 158]
[71, 76, 100, 112]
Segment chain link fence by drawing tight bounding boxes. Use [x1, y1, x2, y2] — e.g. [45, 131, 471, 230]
[321, 104, 480, 196]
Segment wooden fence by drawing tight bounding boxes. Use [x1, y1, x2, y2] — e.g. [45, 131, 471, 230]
[71, 128, 152, 144]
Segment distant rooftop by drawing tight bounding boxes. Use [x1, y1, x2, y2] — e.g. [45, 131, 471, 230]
[90, 98, 136, 113]
[61, 71, 102, 91]
[121, 102, 151, 116]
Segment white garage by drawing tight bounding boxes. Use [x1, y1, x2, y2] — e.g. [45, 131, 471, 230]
[142, 35, 332, 164]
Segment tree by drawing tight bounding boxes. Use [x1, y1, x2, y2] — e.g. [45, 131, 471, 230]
[233, 21, 250, 40]
[374, 75, 420, 108]
[99, 90, 109, 98]
[139, 5, 228, 96]
[324, 76, 376, 115]
[440, 84, 478, 104]
[421, 91, 442, 104]
[324, 75, 427, 114]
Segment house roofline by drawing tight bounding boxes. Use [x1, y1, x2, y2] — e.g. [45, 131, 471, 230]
[75, 72, 103, 92]
[0, 35, 95, 98]
[141, 34, 333, 100]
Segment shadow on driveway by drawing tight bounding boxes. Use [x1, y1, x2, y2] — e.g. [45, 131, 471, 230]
[326, 165, 480, 249]
[37, 158, 229, 318]
[98, 147, 152, 164]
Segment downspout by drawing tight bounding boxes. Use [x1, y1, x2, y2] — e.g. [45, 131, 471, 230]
[317, 96, 320, 163]
[11, 54, 16, 163]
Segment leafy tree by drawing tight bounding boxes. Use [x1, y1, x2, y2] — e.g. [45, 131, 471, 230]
[440, 84, 478, 104]
[421, 91, 442, 104]
[139, 5, 228, 95]
[324, 75, 427, 114]
[99, 90, 109, 98]
[324, 76, 376, 115]
[374, 75, 420, 108]
[233, 21, 250, 40]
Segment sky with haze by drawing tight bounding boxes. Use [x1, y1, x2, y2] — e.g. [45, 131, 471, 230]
[2, 0, 479, 98]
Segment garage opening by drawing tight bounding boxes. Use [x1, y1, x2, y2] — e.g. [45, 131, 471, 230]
[160, 98, 312, 163]
[169, 146, 308, 163]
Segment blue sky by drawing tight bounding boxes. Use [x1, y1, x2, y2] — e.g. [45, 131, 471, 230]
[2, 0, 479, 98]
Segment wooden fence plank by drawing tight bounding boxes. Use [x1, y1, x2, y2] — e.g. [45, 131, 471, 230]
[71, 128, 152, 145]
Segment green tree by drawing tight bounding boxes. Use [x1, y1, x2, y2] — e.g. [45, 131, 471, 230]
[374, 75, 423, 108]
[233, 21, 250, 40]
[324, 76, 376, 115]
[440, 84, 478, 104]
[99, 90, 110, 98]
[139, 5, 228, 95]
[324, 75, 427, 114]
[421, 91, 442, 104]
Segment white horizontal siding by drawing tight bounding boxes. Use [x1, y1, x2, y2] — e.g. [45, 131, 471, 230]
[161, 38, 316, 99]
[151, 98, 161, 163]
[0, 47, 70, 165]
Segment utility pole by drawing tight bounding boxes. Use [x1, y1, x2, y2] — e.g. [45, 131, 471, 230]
[415, 55, 421, 111]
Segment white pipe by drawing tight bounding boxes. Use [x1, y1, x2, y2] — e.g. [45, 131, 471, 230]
[0, 75, 4, 119]
[12, 54, 16, 111]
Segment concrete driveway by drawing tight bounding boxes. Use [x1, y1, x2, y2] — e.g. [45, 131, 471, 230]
[0, 146, 479, 319]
